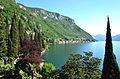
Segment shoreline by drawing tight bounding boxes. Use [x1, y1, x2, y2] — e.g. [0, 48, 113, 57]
[41, 45, 48, 55]
[55, 39, 96, 44]
[41, 39, 96, 55]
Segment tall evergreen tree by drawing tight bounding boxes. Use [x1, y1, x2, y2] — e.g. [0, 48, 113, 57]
[34, 28, 38, 40]
[10, 13, 19, 58]
[5, 16, 11, 56]
[34, 28, 42, 52]
[0, 10, 7, 59]
[101, 17, 120, 79]
[38, 31, 42, 50]
[5, 17, 9, 41]
[18, 16, 25, 47]
[41, 37, 45, 48]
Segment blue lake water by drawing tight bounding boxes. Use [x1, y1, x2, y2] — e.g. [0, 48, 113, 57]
[43, 41, 120, 69]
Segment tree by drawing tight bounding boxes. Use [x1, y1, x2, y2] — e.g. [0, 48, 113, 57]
[5, 17, 9, 47]
[15, 38, 42, 78]
[59, 52, 101, 79]
[39, 63, 56, 79]
[41, 37, 47, 49]
[5, 16, 11, 57]
[101, 17, 120, 79]
[10, 13, 19, 58]
[20, 37, 42, 64]
[18, 16, 25, 47]
[38, 32, 42, 50]
[0, 10, 7, 59]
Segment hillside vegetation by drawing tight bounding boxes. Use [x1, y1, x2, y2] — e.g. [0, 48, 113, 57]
[0, 0, 94, 43]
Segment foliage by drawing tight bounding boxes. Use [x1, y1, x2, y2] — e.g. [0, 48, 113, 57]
[15, 59, 42, 79]
[1, 0, 117, 79]
[18, 16, 25, 47]
[19, 69, 30, 79]
[20, 38, 42, 64]
[39, 63, 56, 79]
[14, 59, 30, 75]
[41, 37, 47, 48]
[59, 52, 101, 79]
[0, 10, 7, 59]
[0, 0, 94, 41]
[5, 17, 11, 57]
[101, 17, 120, 79]
[0, 63, 15, 76]
[10, 13, 19, 58]
[15, 37, 43, 78]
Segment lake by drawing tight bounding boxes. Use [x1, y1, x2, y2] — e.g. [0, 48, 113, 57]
[43, 41, 120, 69]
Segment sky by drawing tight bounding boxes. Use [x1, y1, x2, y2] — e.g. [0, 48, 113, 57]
[16, 0, 120, 36]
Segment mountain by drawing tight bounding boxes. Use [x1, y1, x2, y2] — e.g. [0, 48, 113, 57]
[93, 34, 106, 41]
[94, 34, 120, 41]
[0, 0, 94, 43]
[112, 34, 120, 41]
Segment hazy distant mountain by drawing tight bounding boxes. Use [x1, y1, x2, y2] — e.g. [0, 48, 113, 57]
[112, 34, 120, 41]
[94, 34, 120, 41]
[93, 34, 106, 41]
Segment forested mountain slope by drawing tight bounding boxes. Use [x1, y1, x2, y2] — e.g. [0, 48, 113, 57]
[0, 0, 94, 42]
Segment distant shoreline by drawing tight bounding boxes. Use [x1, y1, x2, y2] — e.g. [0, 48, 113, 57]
[49, 39, 96, 44]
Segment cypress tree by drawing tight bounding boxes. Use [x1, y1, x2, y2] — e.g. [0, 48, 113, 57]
[34, 28, 42, 52]
[34, 28, 38, 40]
[18, 17, 25, 47]
[5, 17, 9, 41]
[5, 16, 11, 56]
[101, 17, 120, 79]
[38, 31, 42, 51]
[0, 10, 7, 59]
[10, 13, 19, 58]
[41, 37, 45, 48]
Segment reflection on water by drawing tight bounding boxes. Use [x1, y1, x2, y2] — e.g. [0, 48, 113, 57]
[43, 41, 120, 69]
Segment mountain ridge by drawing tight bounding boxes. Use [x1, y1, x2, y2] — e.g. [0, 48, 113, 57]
[112, 34, 120, 41]
[0, 0, 94, 43]
[93, 34, 120, 41]
[93, 34, 106, 41]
